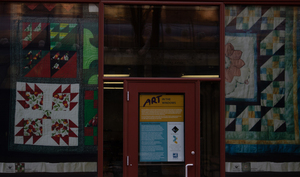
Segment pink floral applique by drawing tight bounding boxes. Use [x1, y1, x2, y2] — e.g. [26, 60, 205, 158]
[225, 43, 245, 83]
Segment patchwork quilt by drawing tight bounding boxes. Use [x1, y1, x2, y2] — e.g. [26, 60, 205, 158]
[225, 6, 300, 154]
[9, 5, 98, 153]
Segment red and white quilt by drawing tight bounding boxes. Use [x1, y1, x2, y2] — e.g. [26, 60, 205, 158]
[14, 82, 79, 146]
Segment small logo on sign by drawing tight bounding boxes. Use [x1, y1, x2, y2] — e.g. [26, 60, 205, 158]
[173, 153, 178, 159]
[172, 126, 179, 133]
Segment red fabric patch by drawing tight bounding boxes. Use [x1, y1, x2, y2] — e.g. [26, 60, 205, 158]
[26, 3, 38, 10]
[23, 136, 31, 144]
[52, 136, 60, 145]
[69, 129, 77, 137]
[69, 120, 78, 128]
[25, 52, 51, 78]
[93, 136, 98, 145]
[84, 127, 93, 136]
[26, 83, 34, 93]
[43, 3, 56, 11]
[15, 128, 24, 136]
[94, 99, 98, 108]
[69, 102, 78, 111]
[17, 100, 27, 109]
[70, 93, 78, 101]
[85, 91, 94, 100]
[61, 135, 69, 145]
[51, 53, 77, 78]
[62, 4, 74, 11]
[32, 135, 42, 144]
[16, 119, 25, 127]
[53, 85, 62, 96]
[63, 85, 71, 93]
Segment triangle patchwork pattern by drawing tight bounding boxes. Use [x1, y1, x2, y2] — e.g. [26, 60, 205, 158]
[25, 3, 38, 10]
[274, 20, 286, 31]
[25, 52, 51, 78]
[51, 52, 77, 78]
[260, 30, 285, 56]
[61, 135, 69, 145]
[261, 7, 286, 30]
[63, 85, 71, 93]
[69, 129, 78, 137]
[274, 119, 286, 132]
[225, 6, 238, 27]
[22, 22, 49, 49]
[16, 119, 25, 127]
[52, 136, 60, 145]
[236, 6, 261, 30]
[260, 106, 272, 118]
[274, 96, 285, 107]
[69, 120, 78, 128]
[23, 136, 32, 144]
[16, 128, 24, 136]
[15, 83, 79, 146]
[236, 105, 248, 118]
[43, 3, 57, 11]
[62, 4, 74, 11]
[273, 45, 285, 55]
[249, 118, 261, 131]
[33, 135, 42, 144]
[225, 118, 236, 131]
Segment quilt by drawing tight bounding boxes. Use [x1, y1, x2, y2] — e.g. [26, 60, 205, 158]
[15, 82, 79, 146]
[9, 9, 98, 153]
[225, 6, 300, 154]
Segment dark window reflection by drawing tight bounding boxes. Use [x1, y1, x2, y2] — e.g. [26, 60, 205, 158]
[103, 87, 123, 177]
[200, 82, 220, 177]
[104, 5, 219, 77]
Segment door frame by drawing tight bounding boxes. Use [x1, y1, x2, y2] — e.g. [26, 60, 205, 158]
[100, 1, 225, 176]
[123, 80, 201, 177]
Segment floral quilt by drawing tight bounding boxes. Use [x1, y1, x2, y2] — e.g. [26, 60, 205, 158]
[225, 6, 300, 154]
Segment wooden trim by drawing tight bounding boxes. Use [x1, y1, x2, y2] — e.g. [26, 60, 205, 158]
[102, 1, 222, 5]
[103, 78, 222, 81]
[123, 80, 129, 177]
[98, 2, 104, 177]
[196, 81, 201, 177]
[220, 2, 226, 177]
[1, 0, 99, 2]
[224, 1, 300, 4]
[3, 0, 300, 3]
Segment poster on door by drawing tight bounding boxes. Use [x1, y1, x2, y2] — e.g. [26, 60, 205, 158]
[139, 94, 184, 162]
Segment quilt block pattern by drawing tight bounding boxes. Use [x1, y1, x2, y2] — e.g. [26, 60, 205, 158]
[21, 21, 78, 78]
[9, 5, 99, 153]
[15, 82, 79, 146]
[83, 23, 98, 85]
[84, 90, 98, 145]
[225, 6, 299, 154]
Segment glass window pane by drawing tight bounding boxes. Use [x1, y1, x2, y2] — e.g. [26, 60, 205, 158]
[104, 5, 219, 77]
[103, 83, 124, 177]
[0, 2, 98, 176]
[200, 82, 220, 177]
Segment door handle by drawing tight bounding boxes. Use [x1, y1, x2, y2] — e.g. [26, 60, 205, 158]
[126, 156, 132, 166]
[185, 163, 193, 177]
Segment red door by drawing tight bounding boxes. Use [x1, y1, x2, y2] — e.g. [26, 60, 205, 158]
[124, 81, 198, 177]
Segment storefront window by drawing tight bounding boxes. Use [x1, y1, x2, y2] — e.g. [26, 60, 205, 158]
[103, 83, 123, 177]
[104, 5, 219, 77]
[200, 82, 220, 177]
[0, 2, 98, 175]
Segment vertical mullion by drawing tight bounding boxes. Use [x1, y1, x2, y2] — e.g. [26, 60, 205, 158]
[98, 1, 104, 177]
[219, 3, 226, 177]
